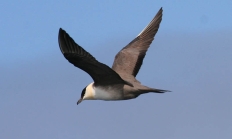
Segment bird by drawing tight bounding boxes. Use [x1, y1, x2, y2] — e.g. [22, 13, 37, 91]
[58, 7, 170, 105]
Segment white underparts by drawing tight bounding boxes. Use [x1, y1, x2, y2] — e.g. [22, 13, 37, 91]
[94, 87, 114, 100]
[84, 82, 123, 100]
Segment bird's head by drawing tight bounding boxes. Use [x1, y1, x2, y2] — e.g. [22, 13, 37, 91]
[77, 83, 95, 105]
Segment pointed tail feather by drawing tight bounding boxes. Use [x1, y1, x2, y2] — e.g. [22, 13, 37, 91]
[139, 88, 171, 93]
[150, 88, 171, 93]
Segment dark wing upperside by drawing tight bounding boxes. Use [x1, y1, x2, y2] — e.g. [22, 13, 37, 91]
[112, 8, 163, 77]
[58, 28, 132, 86]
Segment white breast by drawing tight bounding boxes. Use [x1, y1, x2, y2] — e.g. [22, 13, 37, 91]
[93, 86, 123, 100]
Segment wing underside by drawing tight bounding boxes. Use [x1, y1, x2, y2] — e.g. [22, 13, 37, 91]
[58, 28, 132, 86]
[112, 8, 163, 78]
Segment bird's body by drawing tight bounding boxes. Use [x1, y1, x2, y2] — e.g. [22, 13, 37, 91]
[58, 7, 170, 105]
[88, 83, 124, 100]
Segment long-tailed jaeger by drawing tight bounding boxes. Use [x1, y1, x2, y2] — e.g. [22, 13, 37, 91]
[58, 7, 170, 105]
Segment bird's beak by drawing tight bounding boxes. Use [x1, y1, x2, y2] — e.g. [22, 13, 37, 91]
[77, 98, 83, 105]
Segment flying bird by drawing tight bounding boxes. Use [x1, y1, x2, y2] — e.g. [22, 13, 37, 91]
[58, 7, 170, 105]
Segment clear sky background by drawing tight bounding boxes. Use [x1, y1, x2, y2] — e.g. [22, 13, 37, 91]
[1, 0, 232, 139]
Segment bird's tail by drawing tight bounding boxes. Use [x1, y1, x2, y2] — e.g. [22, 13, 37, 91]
[139, 86, 171, 93]
[149, 88, 171, 93]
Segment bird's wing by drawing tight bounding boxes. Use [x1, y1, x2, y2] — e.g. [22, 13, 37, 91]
[112, 8, 163, 77]
[58, 28, 133, 86]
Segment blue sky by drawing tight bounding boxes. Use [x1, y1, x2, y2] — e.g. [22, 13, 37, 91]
[1, 0, 232, 139]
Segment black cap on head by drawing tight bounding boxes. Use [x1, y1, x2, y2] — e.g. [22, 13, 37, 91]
[77, 86, 87, 105]
[81, 87, 86, 98]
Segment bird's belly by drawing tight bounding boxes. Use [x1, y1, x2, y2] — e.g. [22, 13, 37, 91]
[94, 87, 123, 100]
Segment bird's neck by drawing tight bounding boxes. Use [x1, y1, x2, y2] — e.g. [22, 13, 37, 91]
[84, 82, 95, 100]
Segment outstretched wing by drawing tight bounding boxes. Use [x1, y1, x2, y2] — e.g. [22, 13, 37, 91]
[112, 8, 163, 77]
[58, 28, 132, 86]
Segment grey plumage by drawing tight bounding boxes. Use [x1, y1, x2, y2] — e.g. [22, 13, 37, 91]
[58, 7, 170, 105]
[111, 7, 169, 99]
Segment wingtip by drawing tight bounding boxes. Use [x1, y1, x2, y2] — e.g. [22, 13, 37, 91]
[158, 7, 163, 13]
[136, 7, 163, 37]
[58, 28, 68, 54]
[59, 28, 65, 34]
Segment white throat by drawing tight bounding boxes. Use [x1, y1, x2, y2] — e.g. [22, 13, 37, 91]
[83, 83, 95, 100]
